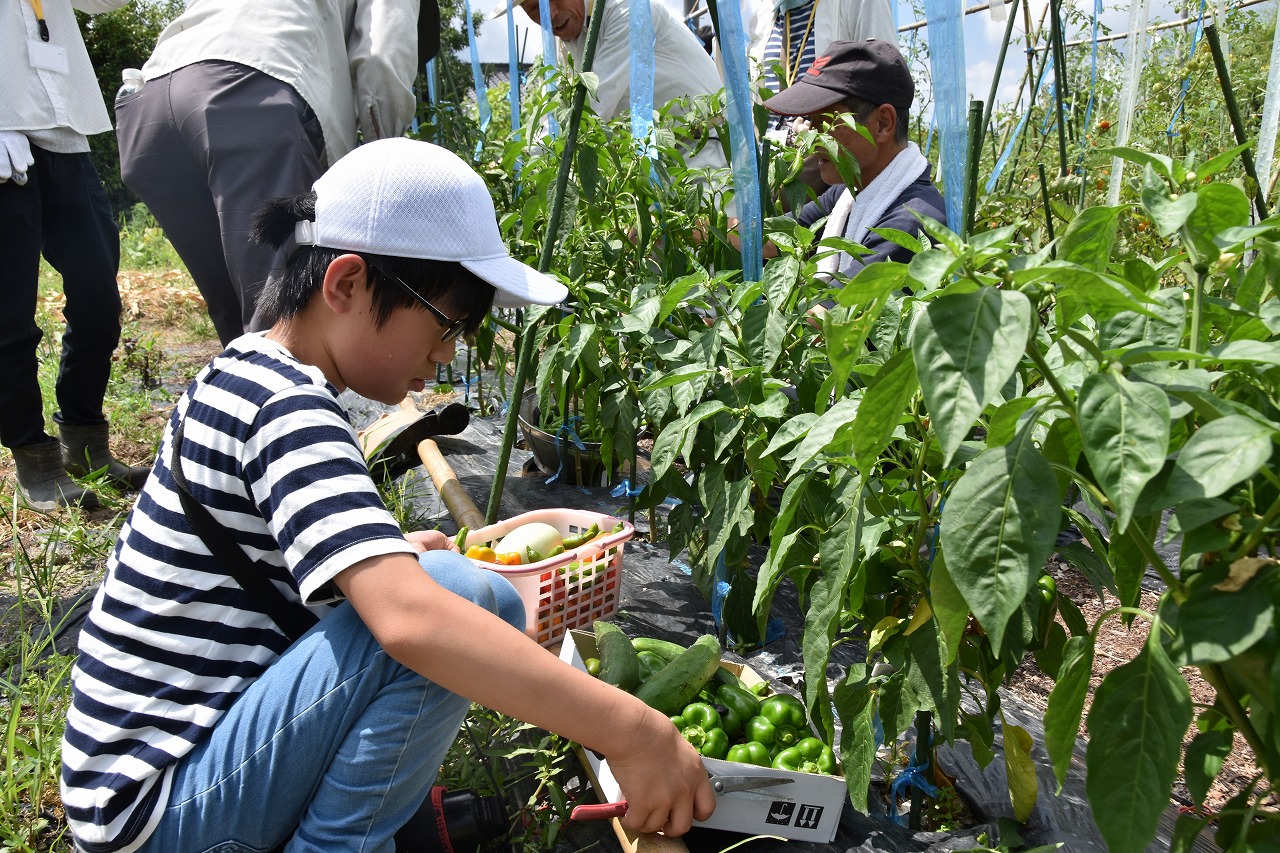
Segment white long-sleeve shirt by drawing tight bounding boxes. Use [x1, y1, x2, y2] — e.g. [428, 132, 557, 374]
[3, 0, 130, 153]
[140, 0, 420, 166]
[745, 0, 899, 70]
[561, 0, 724, 124]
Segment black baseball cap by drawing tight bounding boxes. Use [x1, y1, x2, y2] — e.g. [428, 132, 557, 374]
[763, 39, 915, 117]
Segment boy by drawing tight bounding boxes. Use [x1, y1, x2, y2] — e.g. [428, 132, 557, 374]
[62, 138, 714, 852]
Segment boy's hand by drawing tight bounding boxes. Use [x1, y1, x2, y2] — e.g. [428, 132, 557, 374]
[604, 705, 717, 835]
[403, 530, 459, 553]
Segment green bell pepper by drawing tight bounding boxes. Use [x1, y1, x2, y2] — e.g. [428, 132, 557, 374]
[716, 703, 742, 737]
[772, 737, 837, 775]
[636, 650, 666, 682]
[743, 714, 777, 750]
[674, 702, 729, 759]
[759, 694, 808, 749]
[715, 683, 761, 730]
[726, 741, 772, 767]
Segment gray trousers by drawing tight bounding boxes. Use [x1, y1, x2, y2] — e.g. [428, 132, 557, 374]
[116, 61, 327, 346]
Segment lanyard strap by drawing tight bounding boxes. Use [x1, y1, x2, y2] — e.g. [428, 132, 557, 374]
[28, 0, 50, 41]
[780, 0, 819, 88]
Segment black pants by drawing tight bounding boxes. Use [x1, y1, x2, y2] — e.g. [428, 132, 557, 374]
[116, 61, 326, 346]
[0, 146, 121, 449]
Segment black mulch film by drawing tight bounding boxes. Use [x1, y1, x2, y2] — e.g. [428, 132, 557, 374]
[370, 401, 1210, 853]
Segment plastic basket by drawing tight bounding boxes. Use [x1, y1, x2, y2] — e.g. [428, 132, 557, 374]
[462, 508, 633, 647]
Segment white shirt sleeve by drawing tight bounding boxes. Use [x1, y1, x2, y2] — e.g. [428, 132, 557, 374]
[349, 0, 420, 140]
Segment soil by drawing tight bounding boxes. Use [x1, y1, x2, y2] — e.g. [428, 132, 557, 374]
[1007, 557, 1271, 820]
[1, 268, 1266, 843]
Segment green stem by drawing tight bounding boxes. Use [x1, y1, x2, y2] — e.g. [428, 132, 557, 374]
[1200, 663, 1273, 778]
[1126, 523, 1182, 593]
[1188, 266, 1205, 355]
[1230, 490, 1280, 562]
[484, 0, 608, 524]
[1025, 342, 1078, 427]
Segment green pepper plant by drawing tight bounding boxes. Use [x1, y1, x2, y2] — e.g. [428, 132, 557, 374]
[640, 141, 1280, 849]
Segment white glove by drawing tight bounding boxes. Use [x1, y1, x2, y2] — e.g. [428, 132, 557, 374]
[0, 131, 34, 186]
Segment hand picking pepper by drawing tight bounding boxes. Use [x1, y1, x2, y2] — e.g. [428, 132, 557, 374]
[772, 737, 837, 775]
[673, 702, 729, 759]
[758, 694, 808, 750]
[726, 741, 772, 767]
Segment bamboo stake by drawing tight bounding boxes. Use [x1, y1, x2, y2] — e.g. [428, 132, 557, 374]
[485, 0, 608, 524]
[1204, 23, 1271, 218]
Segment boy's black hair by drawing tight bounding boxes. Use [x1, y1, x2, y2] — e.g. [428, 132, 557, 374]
[251, 193, 496, 333]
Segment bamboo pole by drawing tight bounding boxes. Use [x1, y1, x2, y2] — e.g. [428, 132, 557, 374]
[1204, 23, 1271, 218]
[485, 0, 608, 525]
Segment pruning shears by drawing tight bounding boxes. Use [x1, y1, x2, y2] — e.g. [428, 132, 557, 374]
[569, 773, 795, 821]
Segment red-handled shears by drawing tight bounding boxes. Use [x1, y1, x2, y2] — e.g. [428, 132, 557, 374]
[570, 773, 795, 821]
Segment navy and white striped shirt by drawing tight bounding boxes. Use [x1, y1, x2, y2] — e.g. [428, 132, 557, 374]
[761, 0, 819, 98]
[61, 334, 415, 852]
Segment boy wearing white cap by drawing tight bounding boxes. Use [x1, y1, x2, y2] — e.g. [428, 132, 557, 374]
[61, 139, 715, 852]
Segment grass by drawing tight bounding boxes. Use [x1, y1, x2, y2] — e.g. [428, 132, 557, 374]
[1, 229, 580, 852]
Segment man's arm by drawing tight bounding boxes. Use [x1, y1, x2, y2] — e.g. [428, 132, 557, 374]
[336, 553, 718, 835]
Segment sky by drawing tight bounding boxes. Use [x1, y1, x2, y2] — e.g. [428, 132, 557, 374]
[467, 0, 1275, 118]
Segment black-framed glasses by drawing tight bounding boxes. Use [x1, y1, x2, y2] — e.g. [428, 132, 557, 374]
[374, 264, 469, 343]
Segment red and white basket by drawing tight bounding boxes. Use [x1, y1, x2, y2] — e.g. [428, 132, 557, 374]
[462, 508, 634, 647]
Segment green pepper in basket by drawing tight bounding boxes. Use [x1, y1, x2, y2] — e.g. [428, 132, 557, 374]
[744, 715, 777, 752]
[636, 650, 666, 682]
[772, 737, 837, 775]
[715, 703, 742, 738]
[715, 683, 761, 729]
[673, 702, 729, 759]
[726, 741, 772, 767]
[561, 523, 599, 548]
[759, 694, 808, 749]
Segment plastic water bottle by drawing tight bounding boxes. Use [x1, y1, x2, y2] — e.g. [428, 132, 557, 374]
[116, 68, 144, 103]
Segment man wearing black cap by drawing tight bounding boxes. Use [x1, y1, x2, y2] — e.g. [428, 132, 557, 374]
[765, 39, 944, 291]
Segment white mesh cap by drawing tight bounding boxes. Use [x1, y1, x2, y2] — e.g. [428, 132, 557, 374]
[305, 138, 566, 308]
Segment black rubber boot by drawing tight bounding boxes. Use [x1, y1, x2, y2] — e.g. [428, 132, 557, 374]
[59, 422, 151, 491]
[11, 440, 101, 511]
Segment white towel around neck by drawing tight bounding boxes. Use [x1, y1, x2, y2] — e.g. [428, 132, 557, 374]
[815, 142, 930, 281]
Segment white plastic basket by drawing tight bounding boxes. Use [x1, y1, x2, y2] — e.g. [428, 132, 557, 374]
[462, 508, 634, 647]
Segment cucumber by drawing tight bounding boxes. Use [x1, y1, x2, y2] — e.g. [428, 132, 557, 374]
[633, 634, 723, 715]
[594, 621, 640, 692]
[712, 665, 747, 691]
[630, 636, 687, 661]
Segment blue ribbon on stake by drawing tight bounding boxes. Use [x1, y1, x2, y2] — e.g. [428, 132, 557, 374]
[424, 60, 439, 141]
[714, 0, 763, 284]
[462, 0, 491, 159]
[986, 55, 1055, 193]
[538, 0, 560, 137]
[1166, 0, 1207, 138]
[923, 0, 969, 231]
[507, 0, 522, 132]
[628, 0, 657, 164]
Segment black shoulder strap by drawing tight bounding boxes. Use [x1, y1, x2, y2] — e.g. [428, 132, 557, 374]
[170, 417, 319, 643]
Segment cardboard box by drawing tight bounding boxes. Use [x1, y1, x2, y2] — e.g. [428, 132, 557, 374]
[560, 630, 847, 843]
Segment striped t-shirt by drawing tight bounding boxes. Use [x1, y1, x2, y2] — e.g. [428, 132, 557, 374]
[61, 333, 415, 853]
[761, 0, 819, 98]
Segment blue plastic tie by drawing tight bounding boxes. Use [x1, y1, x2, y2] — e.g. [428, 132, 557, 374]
[610, 478, 644, 498]
[546, 416, 591, 493]
[889, 754, 941, 826]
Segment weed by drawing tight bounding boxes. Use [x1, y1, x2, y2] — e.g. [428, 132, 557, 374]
[118, 205, 186, 271]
